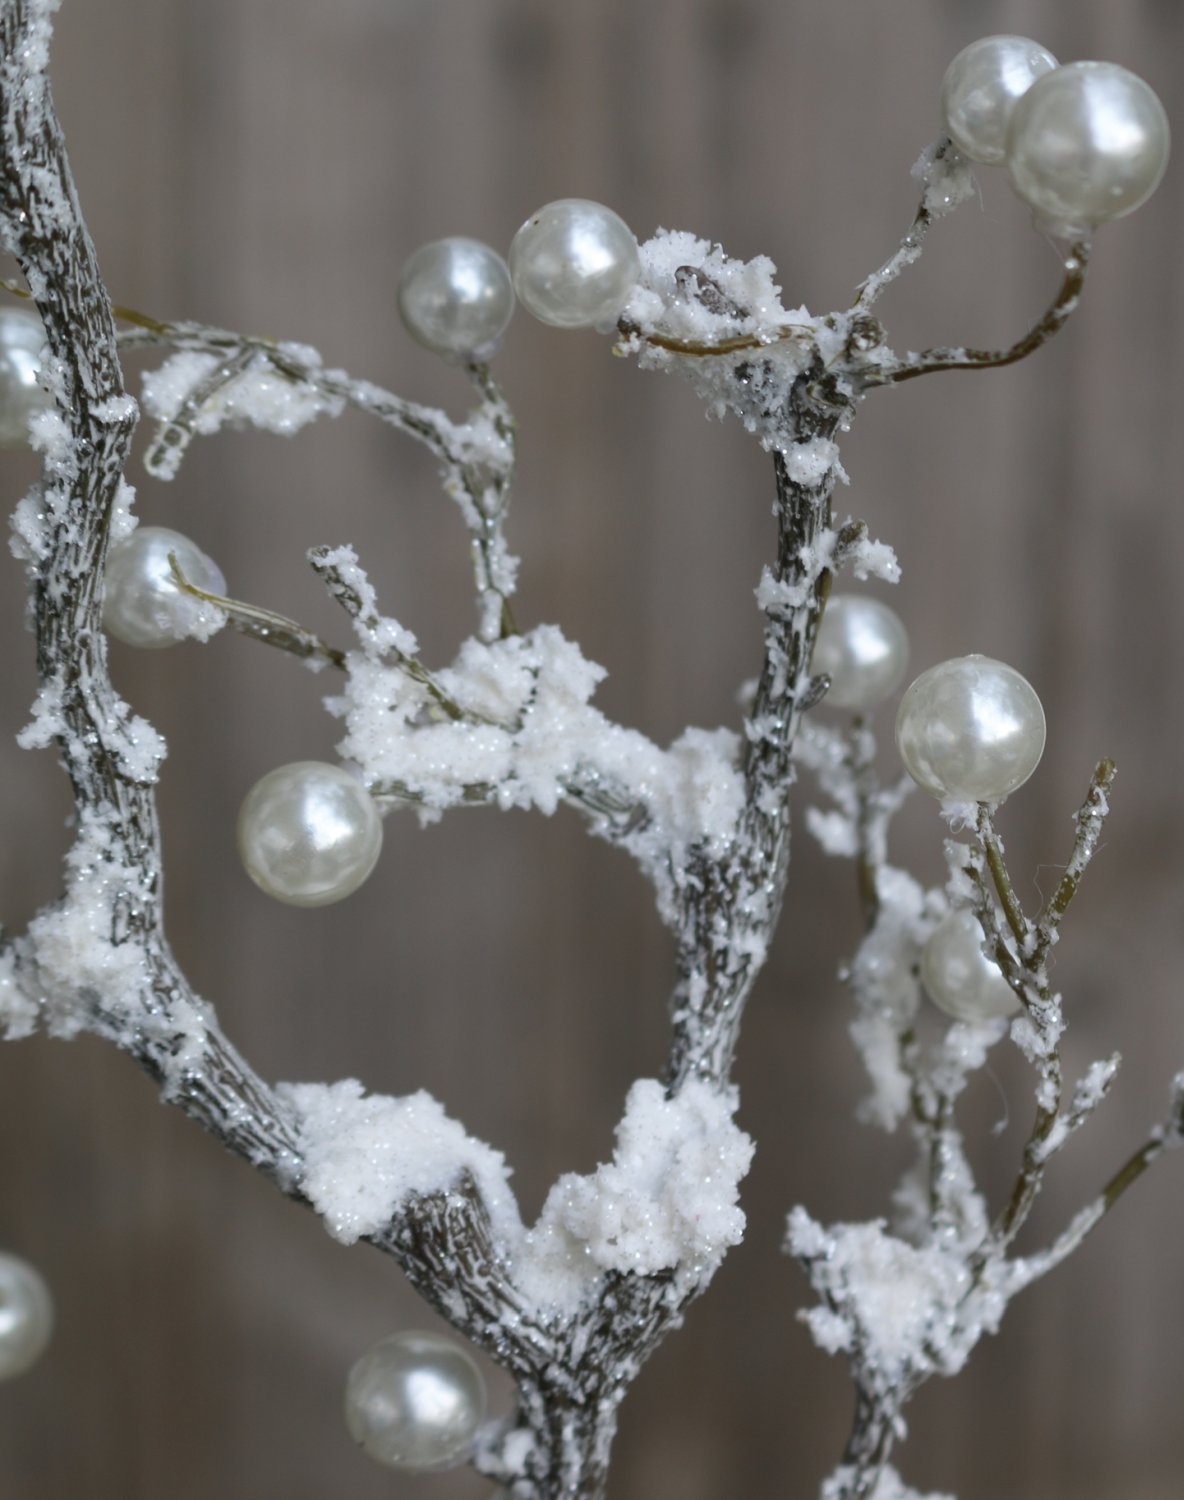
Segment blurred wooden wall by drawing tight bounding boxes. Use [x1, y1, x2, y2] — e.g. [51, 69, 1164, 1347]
[2, 2, 1183, 1497]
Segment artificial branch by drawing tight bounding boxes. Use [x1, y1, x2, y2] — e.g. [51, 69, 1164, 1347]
[2, 9, 1176, 1500]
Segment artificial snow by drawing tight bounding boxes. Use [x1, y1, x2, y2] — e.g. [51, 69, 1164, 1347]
[278, 1078, 520, 1246]
[24, 812, 188, 1043]
[788, 1208, 1005, 1388]
[0, 948, 38, 1040]
[332, 623, 745, 866]
[519, 1079, 752, 1309]
[141, 345, 346, 460]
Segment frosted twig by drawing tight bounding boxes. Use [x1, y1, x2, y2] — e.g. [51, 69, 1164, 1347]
[118, 311, 518, 640]
[169, 554, 346, 670]
[1010, 1071, 1184, 1292]
[854, 136, 975, 310]
[1032, 757, 1116, 964]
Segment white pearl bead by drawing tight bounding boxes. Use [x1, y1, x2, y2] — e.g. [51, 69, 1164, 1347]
[103, 526, 227, 649]
[812, 595, 909, 711]
[0, 1252, 53, 1380]
[509, 199, 640, 329]
[0, 306, 52, 447]
[344, 1331, 486, 1471]
[238, 761, 383, 907]
[895, 655, 1045, 803]
[397, 238, 514, 359]
[922, 908, 1021, 1023]
[1006, 62, 1171, 230]
[940, 36, 1058, 165]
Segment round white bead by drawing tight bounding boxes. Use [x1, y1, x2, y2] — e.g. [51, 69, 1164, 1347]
[1006, 62, 1170, 229]
[103, 526, 227, 649]
[509, 199, 641, 329]
[238, 761, 383, 907]
[0, 1252, 53, 1380]
[397, 237, 514, 359]
[344, 1331, 486, 1471]
[0, 306, 52, 447]
[813, 595, 909, 712]
[922, 907, 1021, 1023]
[940, 35, 1058, 165]
[895, 654, 1045, 803]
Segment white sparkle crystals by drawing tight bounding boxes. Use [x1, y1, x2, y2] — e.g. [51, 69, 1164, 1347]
[813, 595, 909, 712]
[102, 526, 227, 648]
[921, 908, 1021, 1023]
[397, 237, 514, 359]
[510, 199, 641, 329]
[237, 762, 383, 906]
[940, 36, 1058, 165]
[344, 1331, 486, 1471]
[1006, 62, 1170, 229]
[895, 655, 1045, 803]
[0, 1252, 53, 1379]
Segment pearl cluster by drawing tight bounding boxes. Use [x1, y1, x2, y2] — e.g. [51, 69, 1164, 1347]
[941, 36, 1169, 232]
[343, 1330, 486, 1471]
[397, 198, 641, 356]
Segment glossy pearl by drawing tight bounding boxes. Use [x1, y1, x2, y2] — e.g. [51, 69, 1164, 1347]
[344, 1331, 486, 1471]
[895, 655, 1045, 803]
[0, 1252, 53, 1379]
[397, 237, 514, 359]
[940, 36, 1057, 165]
[103, 526, 227, 649]
[0, 306, 52, 447]
[238, 761, 382, 907]
[1006, 62, 1170, 229]
[922, 908, 1021, 1023]
[509, 199, 641, 329]
[813, 595, 909, 711]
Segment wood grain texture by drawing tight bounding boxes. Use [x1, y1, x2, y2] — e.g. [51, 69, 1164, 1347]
[1, 3, 1182, 1497]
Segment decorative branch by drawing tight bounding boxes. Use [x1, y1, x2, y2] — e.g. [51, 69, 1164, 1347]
[2, 11, 1174, 1500]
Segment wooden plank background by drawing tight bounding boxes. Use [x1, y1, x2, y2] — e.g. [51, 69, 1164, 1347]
[2, 2, 1182, 1497]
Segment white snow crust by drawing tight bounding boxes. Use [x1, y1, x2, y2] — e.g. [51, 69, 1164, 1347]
[788, 1207, 1006, 1388]
[141, 345, 345, 476]
[331, 619, 745, 881]
[519, 1079, 753, 1308]
[282, 1075, 751, 1314]
[278, 1078, 519, 1246]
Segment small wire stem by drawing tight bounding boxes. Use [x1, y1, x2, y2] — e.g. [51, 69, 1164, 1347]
[168, 555, 347, 669]
[615, 320, 812, 359]
[875, 240, 1090, 385]
[1033, 758, 1116, 966]
[976, 805, 1030, 951]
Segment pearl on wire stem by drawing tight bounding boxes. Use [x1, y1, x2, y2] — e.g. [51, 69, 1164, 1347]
[397, 237, 515, 359]
[344, 1331, 486, 1471]
[895, 655, 1045, 804]
[812, 595, 909, 712]
[103, 526, 227, 649]
[921, 907, 1021, 1023]
[238, 761, 383, 907]
[0, 306, 52, 447]
[509, 199, 641, 329]
[0, 1252, 53, 1380]
[1006, 62, 1170, 230]
[940, 36, 1058, 166]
